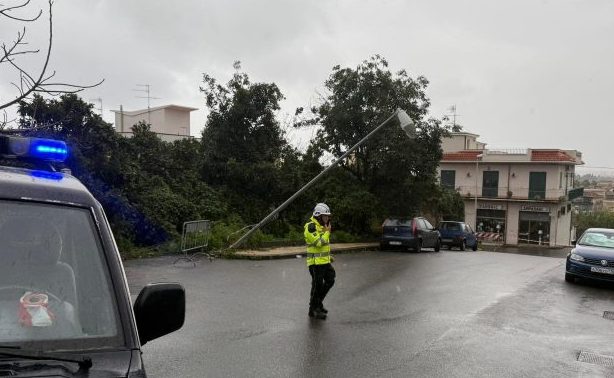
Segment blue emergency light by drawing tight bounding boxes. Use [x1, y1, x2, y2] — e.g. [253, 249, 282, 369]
[0, 135, 68, 162]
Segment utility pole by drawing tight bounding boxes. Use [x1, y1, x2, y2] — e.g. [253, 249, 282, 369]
[133, 84, 161, 123]
[228, 109, 416, 250]
[119, 104, 124, 133]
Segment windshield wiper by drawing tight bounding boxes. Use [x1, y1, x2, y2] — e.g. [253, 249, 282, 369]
[0, 346, 92, 370]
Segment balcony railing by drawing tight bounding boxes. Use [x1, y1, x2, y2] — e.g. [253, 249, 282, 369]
[452, 185, 568, 201]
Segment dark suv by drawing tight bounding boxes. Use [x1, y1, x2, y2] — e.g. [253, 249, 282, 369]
[0, 135, 185, 376]
[380, 217, 441, 252]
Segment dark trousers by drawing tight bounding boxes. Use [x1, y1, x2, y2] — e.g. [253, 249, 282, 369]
[309, 263, 336, 310]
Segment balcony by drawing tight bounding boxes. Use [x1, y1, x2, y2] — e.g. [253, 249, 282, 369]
[455, 186, 568, 202]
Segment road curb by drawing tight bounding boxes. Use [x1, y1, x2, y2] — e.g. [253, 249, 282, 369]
[232, 244, 380, 260]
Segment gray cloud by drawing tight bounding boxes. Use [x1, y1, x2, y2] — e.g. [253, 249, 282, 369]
[1, 0, 612, 171]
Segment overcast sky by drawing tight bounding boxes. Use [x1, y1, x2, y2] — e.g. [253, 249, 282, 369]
[1, 0, 612, 173]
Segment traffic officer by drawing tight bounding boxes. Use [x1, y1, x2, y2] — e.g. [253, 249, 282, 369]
[304, 203, 336, 319]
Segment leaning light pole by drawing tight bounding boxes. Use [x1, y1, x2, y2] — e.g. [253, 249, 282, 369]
[228, 108, 417, 250]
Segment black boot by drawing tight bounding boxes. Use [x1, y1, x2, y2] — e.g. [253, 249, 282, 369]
[320, 306, 328, 314]
[308, 308, 327, 319]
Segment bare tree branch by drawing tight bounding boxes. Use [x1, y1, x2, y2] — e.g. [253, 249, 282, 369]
[0, 28, 36, 64]
[0, 0, 42, 22]
[1, 0, 104, 112]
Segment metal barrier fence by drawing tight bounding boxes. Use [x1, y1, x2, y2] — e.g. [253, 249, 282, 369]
[476, 232, 504, 242]
[174, 220, 213, 265]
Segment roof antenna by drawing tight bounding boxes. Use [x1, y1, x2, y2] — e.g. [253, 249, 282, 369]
[133, 84, 162, 123]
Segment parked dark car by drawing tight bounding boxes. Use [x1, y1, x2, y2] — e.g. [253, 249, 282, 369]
[438, 221, 478, 251]
[566, 228, 614, 283]
[380, 217, 440, 252]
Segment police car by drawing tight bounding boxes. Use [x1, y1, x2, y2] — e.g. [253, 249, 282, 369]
[0, 135, 185, 376]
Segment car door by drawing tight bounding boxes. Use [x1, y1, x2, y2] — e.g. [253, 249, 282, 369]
[422, 218, 437, 247]
[465, 224, 476, 247]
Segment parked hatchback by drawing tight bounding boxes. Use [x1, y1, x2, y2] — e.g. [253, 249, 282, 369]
[438, 221, 478, 251]
[380, 217, 440, 252]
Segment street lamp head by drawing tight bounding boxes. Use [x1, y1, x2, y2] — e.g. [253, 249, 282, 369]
[396, 109, 416, 138]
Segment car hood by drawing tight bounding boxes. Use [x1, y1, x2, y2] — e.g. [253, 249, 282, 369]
[573, 245, 614, 259]
[0, 350, 133, 377]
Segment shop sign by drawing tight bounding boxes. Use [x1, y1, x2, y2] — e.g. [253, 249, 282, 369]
[520, 205, 550, 212]
[478, 204, 504, 210]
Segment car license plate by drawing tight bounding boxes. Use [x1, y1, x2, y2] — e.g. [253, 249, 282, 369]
[389, 241, 402, 246]
[591, 266, 614, 275]
[442, 239, 453, 243]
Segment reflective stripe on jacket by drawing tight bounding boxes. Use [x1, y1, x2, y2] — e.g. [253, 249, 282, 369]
[304, 216, 331, 266]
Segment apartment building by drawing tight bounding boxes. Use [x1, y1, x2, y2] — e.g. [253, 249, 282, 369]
[111, 104, 197, 142]
[439, 132, 583, 246]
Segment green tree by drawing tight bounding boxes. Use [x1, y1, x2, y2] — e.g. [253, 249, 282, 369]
[16, 95, 226, 249]
[16, 95, 169, 246]
[432, 188, 465, 222]
[298, 55, 451, 220]
[200, 62, 292, 222]
[576, 212, 614, 236]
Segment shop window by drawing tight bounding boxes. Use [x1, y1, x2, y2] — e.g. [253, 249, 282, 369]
[518, 211, 550, 244]
[476, 209, 505, 237]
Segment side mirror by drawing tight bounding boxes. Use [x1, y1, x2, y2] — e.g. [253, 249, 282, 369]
[134, 283, 185, 345]
[571, 239, 577, 246]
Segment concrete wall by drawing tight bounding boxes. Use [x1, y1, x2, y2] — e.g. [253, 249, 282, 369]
[464, 200, 477, 229]
[163, 108, 191, 135]
[114, 108, 192, 136]
[442, 134, 481, 152]
[115, 110, 165, 133]
[555, 210, 572, 246]
[506, 203, 521, 244]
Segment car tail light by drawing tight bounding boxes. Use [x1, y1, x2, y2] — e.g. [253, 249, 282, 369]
[412, 220, 417, 236]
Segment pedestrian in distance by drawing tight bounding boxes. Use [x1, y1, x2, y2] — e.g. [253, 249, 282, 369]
[304, 203, 336, 320]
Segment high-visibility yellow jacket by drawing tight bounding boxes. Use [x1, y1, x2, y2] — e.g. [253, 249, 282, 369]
[304, 216, 331, 266]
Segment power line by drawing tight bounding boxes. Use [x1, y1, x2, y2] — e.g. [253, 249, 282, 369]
[578, 166, 614, 170]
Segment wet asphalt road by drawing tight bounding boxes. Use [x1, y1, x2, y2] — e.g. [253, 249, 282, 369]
[123, 250, 614, 377]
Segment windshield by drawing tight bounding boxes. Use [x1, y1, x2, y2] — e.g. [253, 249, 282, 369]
[439, 222, 462, 231]
[578, 231, 614, 249]
[383, 219, 413, 227]
[0, 200, 123, 350]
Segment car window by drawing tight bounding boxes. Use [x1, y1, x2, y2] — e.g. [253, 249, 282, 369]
[383, 219, 413, 227]
[0, 200, 124, 350]
[424, 219, 434, 229]
[466, 225, 473, 233]
[440, 222, 462, 231]
[416, 219, 427, 230]
[578, 231, 614, 249]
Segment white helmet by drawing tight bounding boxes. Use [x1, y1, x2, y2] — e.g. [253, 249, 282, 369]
[313, 203, 331, 217]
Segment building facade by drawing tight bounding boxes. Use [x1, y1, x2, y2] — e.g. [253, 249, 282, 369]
[439, 132, 583, 246]
[111, 104, 197, 142]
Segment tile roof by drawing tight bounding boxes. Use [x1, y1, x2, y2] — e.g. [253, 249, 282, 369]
[531, 150, 575, 162]
[441, 151, 482, 161]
